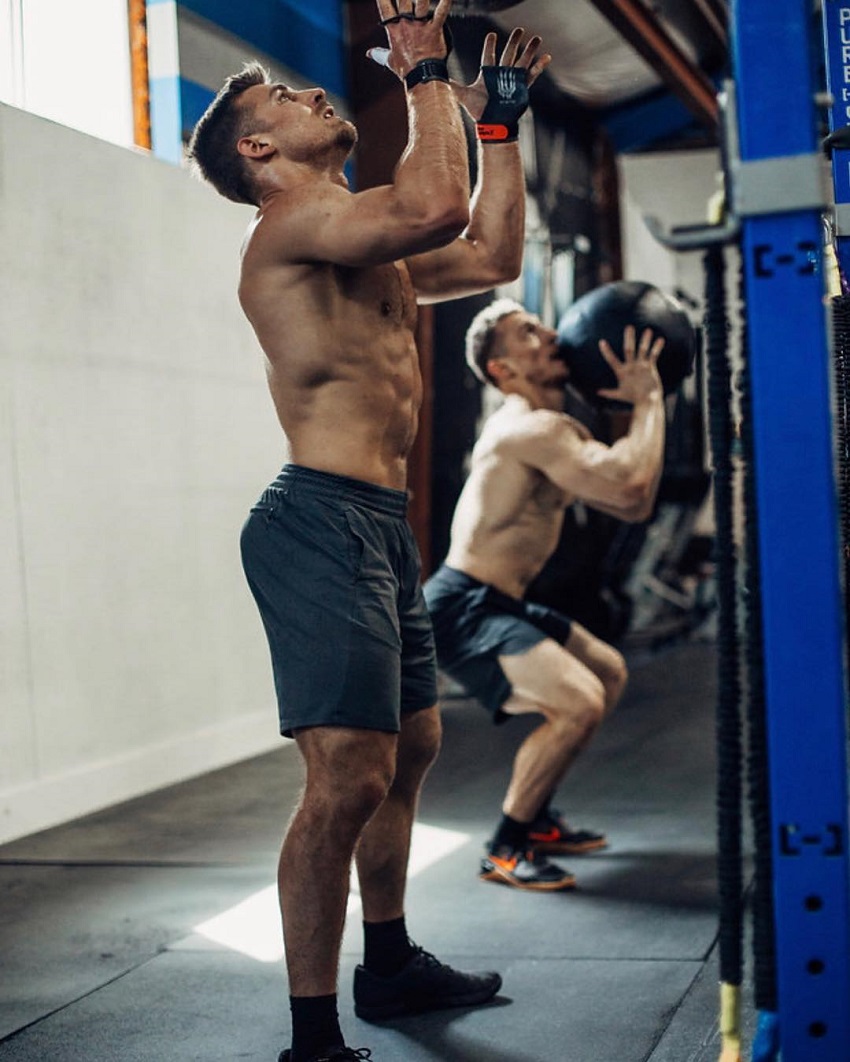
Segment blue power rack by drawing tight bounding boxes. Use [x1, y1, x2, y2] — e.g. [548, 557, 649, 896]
[823, 0, 850, 284]
[733, 0, 850, 1057]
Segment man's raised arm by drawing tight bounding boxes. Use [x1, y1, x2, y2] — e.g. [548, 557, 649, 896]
[257, 0, 472, 269]
[405, 28, 551, 302]
[371, 0, 471, 250]
[516, 328, 667, 521]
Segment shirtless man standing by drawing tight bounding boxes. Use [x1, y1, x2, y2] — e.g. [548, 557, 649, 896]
[424, 299, 666, 891]
[188, 2, 549, 1059]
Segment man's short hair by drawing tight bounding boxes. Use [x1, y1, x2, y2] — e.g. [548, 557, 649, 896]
[187, 63, 271, 206]
[465, 298, 525, 385]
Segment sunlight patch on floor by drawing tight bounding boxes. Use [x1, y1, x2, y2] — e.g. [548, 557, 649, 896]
[191, 821, 470, 962]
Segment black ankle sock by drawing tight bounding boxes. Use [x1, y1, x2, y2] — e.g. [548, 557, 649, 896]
[491, 813, 530, 853]
[362, 915, 416, 978]
[289, 994, 343, 1062]
[533, 792, 557, 825]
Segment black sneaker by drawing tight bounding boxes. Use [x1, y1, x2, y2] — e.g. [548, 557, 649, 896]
[479, 846, 576, 891]
[353, 943, 502, 1021]
[277, 1048, 372, 1061]
[528, 809, 607, 855]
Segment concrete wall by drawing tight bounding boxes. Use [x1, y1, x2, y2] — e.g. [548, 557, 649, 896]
[0, 102, 287, 845]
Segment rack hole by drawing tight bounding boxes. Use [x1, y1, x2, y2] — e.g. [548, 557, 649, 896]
[804, 894, 823, 911]
[808, 1021, 827, 1038]
[806, 958, 825, 975]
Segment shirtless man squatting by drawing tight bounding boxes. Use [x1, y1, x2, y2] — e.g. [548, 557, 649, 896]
[424, 300, 666, 892]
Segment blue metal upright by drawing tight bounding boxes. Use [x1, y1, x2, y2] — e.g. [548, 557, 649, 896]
[731, 0, 850, 1057]
[823, 0, 850, 286]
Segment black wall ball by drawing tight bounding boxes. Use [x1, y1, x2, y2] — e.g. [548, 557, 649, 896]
[557, 281, 698, 405]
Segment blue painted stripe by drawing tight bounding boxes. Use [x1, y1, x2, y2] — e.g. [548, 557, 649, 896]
[180, 77, 215, 137]
[149, 76, 183, 164]
[601, 88, 701, 153]
[178, 0, 348, 100]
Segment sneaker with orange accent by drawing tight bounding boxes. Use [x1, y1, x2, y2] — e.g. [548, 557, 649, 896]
[479, 846, 576, 891]
[528, 809, 608, 855]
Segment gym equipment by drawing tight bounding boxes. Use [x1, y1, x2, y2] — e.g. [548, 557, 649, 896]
[739, 3, 850, 1057]
[646, 1, 850, 1051]
[703, 242, 746, 1062]
[648, 3, 850, 1057]
[556, 280, 697, 404]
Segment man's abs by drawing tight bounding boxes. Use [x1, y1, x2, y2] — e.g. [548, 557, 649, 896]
[446, 526, 562, 599]
[242, 258, 422, 489]
[268, 368, 421, 490]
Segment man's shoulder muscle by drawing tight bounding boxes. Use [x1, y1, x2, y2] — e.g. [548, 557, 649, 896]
[242, 184, 350, 269]
[490, 406, 585, 452]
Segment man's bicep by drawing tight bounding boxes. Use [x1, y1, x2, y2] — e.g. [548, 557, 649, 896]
[546, 436, 645, 511]
[502, 417, 583, 481]
[275, 185, 463, 268]
[529, 421, 630, 502]
[405, 237, 505, 303]
[261, 186, 394, 266]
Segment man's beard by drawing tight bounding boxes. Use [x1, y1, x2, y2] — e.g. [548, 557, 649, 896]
[336, 122, 357, 152]
[544, 365, 569, 389]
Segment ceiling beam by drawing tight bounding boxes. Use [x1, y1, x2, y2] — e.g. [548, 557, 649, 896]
[691, 0, 728, 50]
[587, 0, 719, 128]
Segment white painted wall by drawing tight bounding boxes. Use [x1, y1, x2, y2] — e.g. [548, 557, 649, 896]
[619, 146, 744, 546]
[619, 146, 742, 400]
[0, 102, 287, 845]
[619, 147, 724, 302]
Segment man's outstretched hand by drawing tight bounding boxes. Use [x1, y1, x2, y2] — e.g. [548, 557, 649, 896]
[452, 28, 550, 123]
[368, 0, 453, 78]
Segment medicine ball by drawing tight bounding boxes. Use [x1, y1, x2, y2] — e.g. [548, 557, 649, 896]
[557, 281, 697, 405]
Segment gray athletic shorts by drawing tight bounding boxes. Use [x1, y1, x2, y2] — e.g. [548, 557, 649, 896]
[240, 464, 438, 737]
[423, 564, 573, 723]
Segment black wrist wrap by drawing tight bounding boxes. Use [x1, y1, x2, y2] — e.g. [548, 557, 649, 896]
[475, 65, 529, 143]
[404, 58, 449, 91]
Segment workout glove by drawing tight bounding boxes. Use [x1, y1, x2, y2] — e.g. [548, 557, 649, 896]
[476, 66, 529, 143]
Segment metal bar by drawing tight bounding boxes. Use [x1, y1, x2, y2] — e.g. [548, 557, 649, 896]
[586, 0, 718, 128]
[692, 0, 728, 48]
[732, 0, 850, 1057]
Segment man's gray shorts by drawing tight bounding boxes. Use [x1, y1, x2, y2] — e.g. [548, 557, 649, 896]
[241, 464, 438, 737]
[423, 564, 573, 723]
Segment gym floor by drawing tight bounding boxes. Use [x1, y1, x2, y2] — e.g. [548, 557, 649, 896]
[0, 639, 748, 1062]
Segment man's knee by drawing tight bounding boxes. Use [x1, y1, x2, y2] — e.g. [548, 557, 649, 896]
[602, 650, 628, 711]
[395, 706, 442, 790]
[407, 707, 442, 766]
[309, 762, 396, 837]
[547, 675, 607, 737]
[299, 730, 397, 826]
